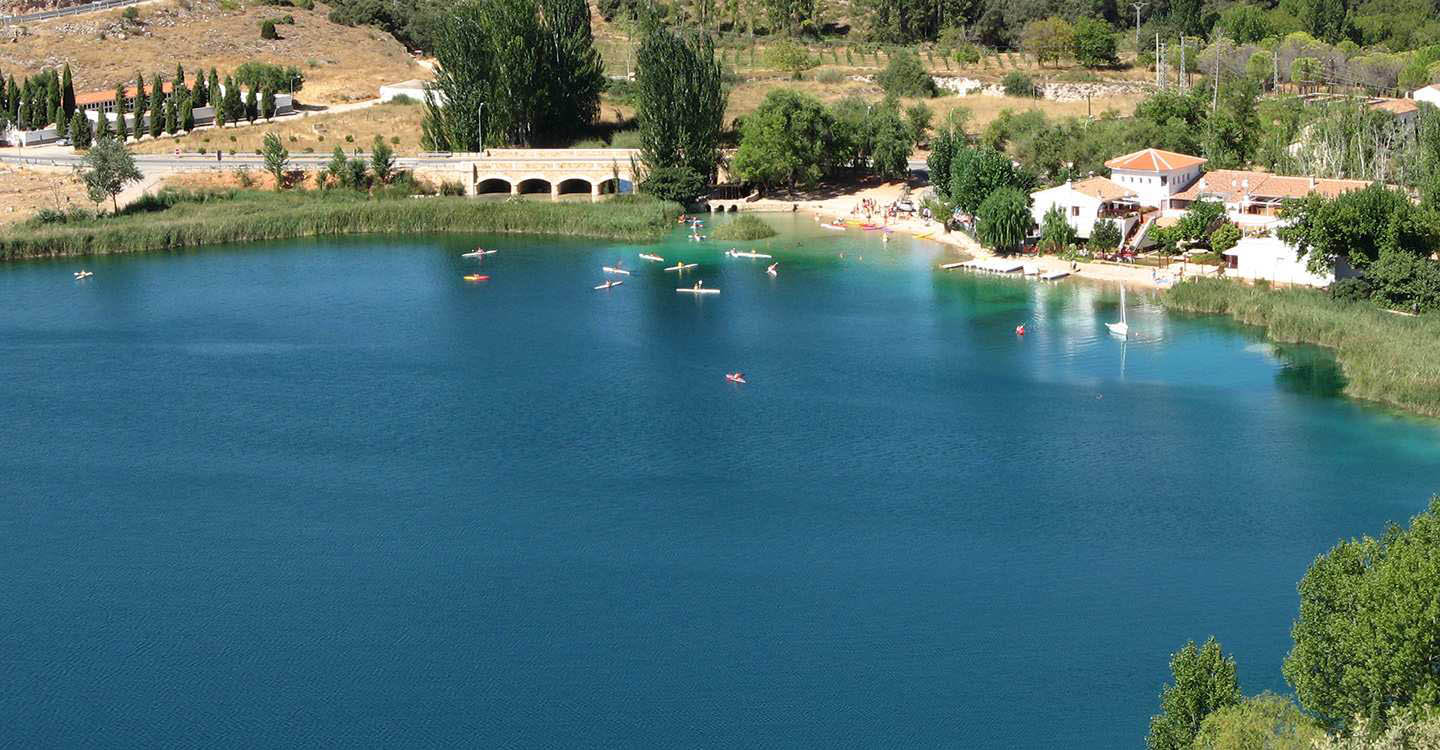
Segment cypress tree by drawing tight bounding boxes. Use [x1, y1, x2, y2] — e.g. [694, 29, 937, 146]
[192, 72, 206, 108]
[114, 83, 129, 141]
[181, 97, 194, 131]
[96, 108, 110, 139]
[208, 68, 220, 109]
[0, 67, 7, 115]
[61, 64, 76, 124]
[46, 70, 60, 127]
[223, 76, 242, 125]
[133, 72, 146, 129]
[7, 76, 19, 122]
[164, 96, 177, 134]
[245, 85, 258, 123]
[261, 87, 276, 120]
[16, 84, 29, 130]
[70, 111, 93, 148]
[175, 64, 185, 89]
[149, 74, 164, 138]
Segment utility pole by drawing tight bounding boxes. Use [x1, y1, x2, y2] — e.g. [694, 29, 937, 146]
[1131, 2, 1147, 61]
[1179, 36, 1186, 91]
[1155, 34, 1163, 89]
[477, 102, 485, 153]
[1212, 41, 1221, 114]
[1273, 52, 1279, 92]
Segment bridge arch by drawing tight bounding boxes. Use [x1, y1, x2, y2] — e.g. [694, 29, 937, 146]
[515, 176, 553, 196]
[476, 177, 512, 195]
[594, 177, 622, 195]
[555, 177, 594, 197]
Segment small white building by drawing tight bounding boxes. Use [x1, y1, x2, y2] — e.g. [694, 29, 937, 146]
[1029, 176, 1141, 240]
[1103, 148, 1207, 210]
[1222, 235, 1337, 287]
[379, 80, 437, 104]
[1413, 84, 1440, 107]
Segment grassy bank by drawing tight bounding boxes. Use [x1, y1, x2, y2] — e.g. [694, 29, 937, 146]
[1164, 279, 1440, 417]
[0, 190, 681, 261]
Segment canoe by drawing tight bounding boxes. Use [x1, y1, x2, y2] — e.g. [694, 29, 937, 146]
[664, 263, 699, 272]
[463, 274, 490, 282]
[602, 266, 631, 275]
[728, 251, 773, 259]
[594, 280, 624, 290]
[638, 253, 665, 262]
[676, 287, 720, 295]
[462, 250, 497, 257]
[821, 224, 846, 231]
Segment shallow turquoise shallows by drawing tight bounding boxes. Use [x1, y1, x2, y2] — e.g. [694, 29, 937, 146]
[3, 214, 1438, 748]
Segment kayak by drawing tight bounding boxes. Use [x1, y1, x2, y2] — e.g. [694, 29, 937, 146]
[463, 274, 490, 282]
[727, 250, 773, 259]
[725, 373, 747, 384]
[602, 266, 631, 275]
[73, 270, 94, 280]
[638, 253, 665, 262]
[594, 280, 624, 290]
[821, 223, 846, 231]
[664, 263, 699, 272]
[462, 249, 497, 258]
[677, 287, 720, 295]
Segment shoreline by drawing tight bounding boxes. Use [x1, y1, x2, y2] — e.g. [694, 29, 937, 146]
[777, 181, 1214, 291]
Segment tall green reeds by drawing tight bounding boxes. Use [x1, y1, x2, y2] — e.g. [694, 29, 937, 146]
[1165, 279, 1440, 417]
[0, 190, 680, 261]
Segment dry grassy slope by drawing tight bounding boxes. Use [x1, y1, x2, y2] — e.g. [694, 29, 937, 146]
[130, 97, 426, 154]
[0, 0, 420, 104]
[0, 166, 88, 225]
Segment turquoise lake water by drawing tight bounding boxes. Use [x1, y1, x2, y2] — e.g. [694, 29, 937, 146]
[3, 214, 1439, 747]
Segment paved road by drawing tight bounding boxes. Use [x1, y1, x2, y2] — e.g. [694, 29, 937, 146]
[4, 0, 144, 24]
[4, 151, 930, 171]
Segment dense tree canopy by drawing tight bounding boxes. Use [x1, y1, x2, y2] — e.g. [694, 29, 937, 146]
[1277, 184, 1440, 275]
[635, 22, 728, 201]
[731, 89, 834, 190]
[1147, 638, 1242, 750]
[975, 186, 1032, 252]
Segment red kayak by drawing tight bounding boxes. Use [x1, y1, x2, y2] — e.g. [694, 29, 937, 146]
[463, 274, 490, 282]
[725, 373, 747, 384]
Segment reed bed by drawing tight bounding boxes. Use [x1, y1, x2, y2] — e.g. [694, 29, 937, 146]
[0, 191, 680, 261]
[710, 215, 778, 241]
[1165, 278, 1440, 417]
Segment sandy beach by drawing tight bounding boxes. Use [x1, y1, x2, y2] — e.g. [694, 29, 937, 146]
[754, 180, 1216, 291]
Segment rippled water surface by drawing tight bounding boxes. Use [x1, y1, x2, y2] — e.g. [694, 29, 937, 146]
[3, 215, 1438, 748]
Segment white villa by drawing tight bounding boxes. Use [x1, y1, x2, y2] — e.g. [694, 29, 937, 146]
[1027, 147, 1377, 287]
[1413, 84, 1440, 107]
[1028, 177, 1140, 240]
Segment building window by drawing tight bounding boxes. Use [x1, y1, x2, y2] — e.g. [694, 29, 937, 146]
[1161, 175, 1168, 186]
[1071, 205, 1080, 216]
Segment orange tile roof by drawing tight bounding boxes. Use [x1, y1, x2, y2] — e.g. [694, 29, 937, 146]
[1069, 176, 1135, 202]
[75, 80, 179, 107]
[1104, 148, 1207, 172]
[1171, 169, 1373, 203]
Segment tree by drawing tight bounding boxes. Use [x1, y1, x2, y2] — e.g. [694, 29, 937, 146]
[80, 136, 143, 213]
[1277, 185, 1440, 276]
[1147, 638, 1242, 750]
[261, 132, 289, 189]
[1191, 693, 1325, 750]
[763, 39, 817, 80]
[324, 145, 349, 188]
[1209, 222, 1241, 254]
[208, 68, 220, 111]
[927, 126, 958, 199]
[1091, 218, 1122, 252]
[163, 97, 177, 135]
[369, 134, 395, 184]
[95, 109, 110, 140]
[260, 87, 276, 121]
[976, 187, 1032, 252]
[261, 19, 279, 39]
[113, 83, 129, 141]
[1290, 57, 1322, 85]
[950, 145, 1033, 214]
[1216, 3, 1272, 44]
[731, 89, 836, 192]
[1283, 498, 1440, 728]
[421, 0, 604, 150]
[148, 75, 164, 138]
[175, 63, 185, 89]
[1070, 17, 1117, 69]
[1001, 71, 1037, 98]
[904, 102, 933, 144]
[180, 97, 195, 132]
[60, 64, 75, 125]
[1020, 17, 1073, 67]
[133, 72, 146, 132]
[245, 85, 258, 124]
[876, 49, 937, 97]
[1176, 199, 1227, 245]
[69, 111, 93, 149]
[1038, 204, 1075, 253]
[869, 106, 915, 180]
[635, 22, 727, 189]
[1313, 710, 1440, 750]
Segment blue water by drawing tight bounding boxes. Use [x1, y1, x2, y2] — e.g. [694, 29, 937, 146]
[3, 216, 1438, 748]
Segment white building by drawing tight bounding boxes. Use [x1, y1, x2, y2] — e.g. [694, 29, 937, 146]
[1103, 148, 1207, 210]
[1028, 177, 1141, 240]
[379, 80, 438, 104]
[1222, 235, 1339, 287]
[1413, 84, 1440, 107]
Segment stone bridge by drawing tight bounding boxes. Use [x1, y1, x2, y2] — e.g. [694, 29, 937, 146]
[412, 148, 642, 200]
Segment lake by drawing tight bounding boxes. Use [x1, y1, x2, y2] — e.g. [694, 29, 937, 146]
[3, 215, 1438, 747]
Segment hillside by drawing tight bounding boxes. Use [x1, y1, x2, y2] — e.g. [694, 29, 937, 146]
[0, 0, 421, 104]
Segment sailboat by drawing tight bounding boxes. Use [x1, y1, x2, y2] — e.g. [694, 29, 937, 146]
[1106, 285, 1130, 338]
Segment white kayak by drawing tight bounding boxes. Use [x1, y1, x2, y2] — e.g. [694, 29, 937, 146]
[766, 263, 778, 277]
[677, 287, 720, 295]
[462, 249, 497, 258]
[602, 266, 631, 275]
[638, 253, 665, 262]
[821, 223, 846, 231]
[727, 250, 773, 259]
[73, 270, 94, 280]
[594, 280, 624, 290]
[664, 263, 699, 272]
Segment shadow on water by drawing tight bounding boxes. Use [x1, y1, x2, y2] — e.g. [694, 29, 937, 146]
[1272, 342, 1348, 398]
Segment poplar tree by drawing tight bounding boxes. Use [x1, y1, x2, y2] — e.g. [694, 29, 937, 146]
[133, 72, 146, 130]
[149, 74, 164, 138]
[61, 64, 76, 124]
[114, 83, 130, 141]
[635, 20, 728, 191]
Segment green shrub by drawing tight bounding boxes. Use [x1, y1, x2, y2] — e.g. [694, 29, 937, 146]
[260, 20, 279, 40]
[1002, 71, 1038, 97]
[953, 43, 981, 66]
[816, 68, 845, 84]
[876, 49, 937, 98]
[711, 215, 778, 241]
